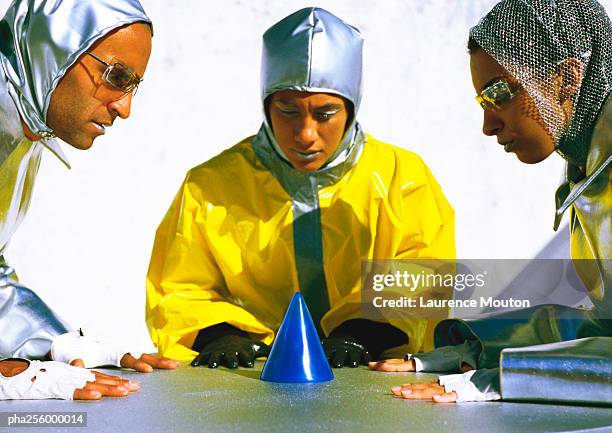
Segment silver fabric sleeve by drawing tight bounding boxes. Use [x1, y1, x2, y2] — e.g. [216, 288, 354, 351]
[433, 304, 603, 369]
[412, 340, 481, 373]
[500, 337, 612, 406]
[0, 259, 69, 359]
[468, 368, 501, 397]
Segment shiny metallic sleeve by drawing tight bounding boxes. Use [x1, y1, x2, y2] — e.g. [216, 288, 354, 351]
[434, 304, 601, 369]
[470, 368, 501, 396]
[500, 337, 612, 406]
[413, 340, 481, 372]
[0, 261, 69, 359]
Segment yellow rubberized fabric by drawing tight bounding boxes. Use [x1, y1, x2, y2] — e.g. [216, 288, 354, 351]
[146, 134, 455, 361]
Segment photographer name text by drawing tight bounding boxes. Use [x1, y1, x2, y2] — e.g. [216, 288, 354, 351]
[372, 296, 531, 309]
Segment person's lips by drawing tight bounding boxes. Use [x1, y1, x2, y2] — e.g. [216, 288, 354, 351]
[91, 121, 113, 135]
[499, 140, 517, 153]
[292, 149, 322, 161]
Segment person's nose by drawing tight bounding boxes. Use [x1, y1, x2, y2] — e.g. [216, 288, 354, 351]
[108, 92, 133, 120]
[294, 115, 317, 148]
[482, 109, 503, 136]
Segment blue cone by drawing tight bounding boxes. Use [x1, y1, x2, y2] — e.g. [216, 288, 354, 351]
[261, 292, 334, 383]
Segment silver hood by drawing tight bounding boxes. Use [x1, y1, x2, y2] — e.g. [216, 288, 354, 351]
[252, 7, 366, 335]
[261, 6, 363, 112]
[0, 0, 152, 141]
[258, 7, 364, 169]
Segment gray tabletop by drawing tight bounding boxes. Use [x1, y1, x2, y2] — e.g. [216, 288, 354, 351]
[1, 363, 611, 433]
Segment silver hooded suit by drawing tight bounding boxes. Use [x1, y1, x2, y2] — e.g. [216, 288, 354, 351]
[420, 0, 611, 406]
[0, 0, 151, 359]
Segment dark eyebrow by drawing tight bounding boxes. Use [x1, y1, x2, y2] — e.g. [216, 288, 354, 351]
[273, 100, 343, 110]
[274, 99, 296, 106]
[316, 103, 343, 111]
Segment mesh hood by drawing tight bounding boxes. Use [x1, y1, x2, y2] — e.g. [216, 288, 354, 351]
[470, 0, 612, 166]
[0, 0, 151, 137]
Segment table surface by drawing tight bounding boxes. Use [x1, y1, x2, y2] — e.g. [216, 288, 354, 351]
[1, 363, 611, 433]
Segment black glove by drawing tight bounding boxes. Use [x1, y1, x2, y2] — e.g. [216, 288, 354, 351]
[191, 323, 269, 369]
[322, 319, 408, 368]
[321, 335, 371, 368]
[191, 334, 270, 369]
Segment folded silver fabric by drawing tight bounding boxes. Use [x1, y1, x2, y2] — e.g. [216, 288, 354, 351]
[434, 304, 605, 369]
[412, 340, 481, 372]
[500, 337, 612, 406]
[0, 261, 68, 359]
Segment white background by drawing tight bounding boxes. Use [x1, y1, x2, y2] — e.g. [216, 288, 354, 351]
[2, 0, 611, 351]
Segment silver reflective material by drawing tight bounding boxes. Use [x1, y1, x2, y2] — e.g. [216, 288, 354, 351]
[470, 0, 612, 167]
[501, 337, 612, 406]
[252, 125, 364, 198]
[259, 6, 364, 168]
[0, 58, 67, 359]
[434, 304, 603, 369]
[261, 7, 363, 113]
[0, 74, 45, 255]
[0, 0, 152, 139]
[467, 0, 611, 320]
[254, 8, 365, 333]
[431, 100, 612, 404]
[0, 0, 151, 359]
[411, 340, 480, 372]
[565, 95, 612, 319]
[433, 16, 611, 402]
[0, 259, 68, 359]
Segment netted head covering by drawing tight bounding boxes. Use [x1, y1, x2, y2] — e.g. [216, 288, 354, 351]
[0, 0, 152, 137]
[470, 0, 612, 166]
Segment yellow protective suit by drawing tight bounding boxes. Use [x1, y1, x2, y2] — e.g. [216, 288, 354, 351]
[146, 134, 455, 362]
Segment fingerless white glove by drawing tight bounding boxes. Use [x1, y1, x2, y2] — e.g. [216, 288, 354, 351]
[404, 354, 424, 371]
[0, 360, 95, 400]
[51, 330, 142, 368]
[438, 370, 501, 402]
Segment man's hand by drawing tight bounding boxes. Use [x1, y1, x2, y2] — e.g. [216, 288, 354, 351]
[191, 335, 270, 369]
[0, 359, 139, 401]
[52, 330, 179, 371]
[70, 354, 179, 373]
[391, 380, 457, 403]
[321, 336, 371, 368]
[0, 359, 30, 377]
[368, 358, 416, 372]
[72, 370, 140, 400]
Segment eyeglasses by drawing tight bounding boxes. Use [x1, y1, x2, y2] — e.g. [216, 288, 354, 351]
[475, 79, 522, 111]
[86, 52, 142, 97]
